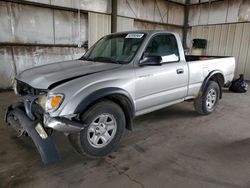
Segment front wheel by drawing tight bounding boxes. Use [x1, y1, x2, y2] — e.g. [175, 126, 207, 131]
[194, 81, 220, 115]
[68, 100, 125, 158]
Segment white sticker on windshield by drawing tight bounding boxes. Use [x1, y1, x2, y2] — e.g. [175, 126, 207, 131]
[125, 33, 144, 39]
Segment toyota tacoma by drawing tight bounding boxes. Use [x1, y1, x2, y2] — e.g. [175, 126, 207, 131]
[5, 30, 235, 164]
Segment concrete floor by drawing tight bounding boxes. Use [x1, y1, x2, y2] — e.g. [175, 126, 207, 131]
[0, 89, 250, 188]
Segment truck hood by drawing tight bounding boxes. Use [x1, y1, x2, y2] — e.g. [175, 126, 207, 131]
[16, 60, 122, 89]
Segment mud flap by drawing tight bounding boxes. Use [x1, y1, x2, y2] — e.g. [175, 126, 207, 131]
[7, 107, 60, 165]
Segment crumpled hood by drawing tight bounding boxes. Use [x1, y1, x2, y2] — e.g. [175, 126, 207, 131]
[16, 60, 122, 89]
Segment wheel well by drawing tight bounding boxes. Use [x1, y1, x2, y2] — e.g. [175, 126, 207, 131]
[79, 94, 134, 131]
[208, 73, 224, 98]
[106, 94, 134, 131]
[209, 73, 224, 88]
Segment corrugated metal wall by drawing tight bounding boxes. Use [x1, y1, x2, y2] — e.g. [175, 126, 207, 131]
[88, 13, 111, 47]
[191, 24, 250, 80]
[117, 16, 134, 32]
[117, 0, 184, 26]
[25, 0, 112, 13]
[0, 1, 88, 89]
[189, 0, 250, 80]
[0, 2, 88, 45]
[189, 0, 250, 26]
[0, 46, 85, 88]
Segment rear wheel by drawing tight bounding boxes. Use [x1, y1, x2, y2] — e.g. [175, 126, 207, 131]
[68, 100, 125, 158]
[194, 81, 220, 115]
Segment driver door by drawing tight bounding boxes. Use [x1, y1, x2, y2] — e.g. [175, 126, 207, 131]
[135, 34, 188, 114]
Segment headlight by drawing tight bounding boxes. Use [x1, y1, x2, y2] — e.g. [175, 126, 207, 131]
[45, 94, 64, 112]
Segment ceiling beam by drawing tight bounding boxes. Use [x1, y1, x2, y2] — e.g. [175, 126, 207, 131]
[165, 0, 185, 6]
[189, 0, 224, 6]
[165, 0, 224, 6]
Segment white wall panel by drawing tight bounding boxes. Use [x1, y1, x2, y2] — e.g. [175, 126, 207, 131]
[51, 0, 73, 8]
[206, 25, 215, 55]
[168, 3, 184, 25]
[237, 23, 250, 76]
[244, 44, 250, 80]
[208, 1, 227, 24]
[0, 2, 13, 42]
[191, 23, 250, 80]
[189, 0, 250, 26]
[189, 5, 200, 26]
[154, 0, 169, 23]
[231, 24, 244, 75]
[224, 24, 236, 56]
[199, 4, 209, 25]
[211, 25, 221, 55]
[13, 47, 75, 74]
[226, 0, 242, 23]
[54, 10, 75, 44]
[88, 12, 111, 47]
[238, 0, 250, 22]
[0, 46, 86, 89]
[27, 0, 111, 14]
[0, 2, 54, 44]
[117, 16, 134, 32]
[137, 0, 157, 22]
[134, 20, 167, 30]
[11, 4, 54, 44]
[0, 2, 88, 45]
[218, 25, 228, 55]
[78, 0, 111, 14]
[0, 48, 16, 89]
[117, 0, 184, 26]
[54, 10, 87, 45]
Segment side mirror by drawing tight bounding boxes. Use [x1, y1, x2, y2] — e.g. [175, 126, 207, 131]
[139, 55, 162, 66]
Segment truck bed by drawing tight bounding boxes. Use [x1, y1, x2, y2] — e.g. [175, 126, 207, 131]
[185, 55, 235, 98]
[185, 55, 232, 62]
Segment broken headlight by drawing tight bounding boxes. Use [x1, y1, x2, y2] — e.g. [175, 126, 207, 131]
[37, 95, 47, 110]
[45, 94, 64, 113]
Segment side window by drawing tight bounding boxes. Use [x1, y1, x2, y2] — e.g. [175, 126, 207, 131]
[144, 34, 179, 63]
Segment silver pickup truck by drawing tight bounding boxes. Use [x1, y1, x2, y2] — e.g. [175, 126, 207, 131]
[5, 30, 235, 164]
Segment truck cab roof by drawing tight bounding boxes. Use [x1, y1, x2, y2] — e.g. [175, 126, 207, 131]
[109, 30, 178, 36]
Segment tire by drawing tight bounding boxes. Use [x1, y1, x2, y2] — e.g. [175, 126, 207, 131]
[68, 100, 125, 158]
[194, 81, 220, 115]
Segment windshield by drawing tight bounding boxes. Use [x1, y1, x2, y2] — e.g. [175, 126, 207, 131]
[81, 33, 146, 64]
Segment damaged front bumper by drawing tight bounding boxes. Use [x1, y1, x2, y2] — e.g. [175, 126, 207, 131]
[5, 96, 85, 165]
[43, 114, 84, 133]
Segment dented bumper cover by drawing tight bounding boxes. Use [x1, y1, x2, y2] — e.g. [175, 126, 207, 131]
[5, 96, 84, 165]
[5, 105, 60, 164]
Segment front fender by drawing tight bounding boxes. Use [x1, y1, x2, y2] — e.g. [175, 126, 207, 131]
[74, 87, 135, 116]
[73, 87, 135, 131]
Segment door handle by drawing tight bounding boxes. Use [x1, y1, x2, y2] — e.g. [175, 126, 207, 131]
[176, 69, 184, 74]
